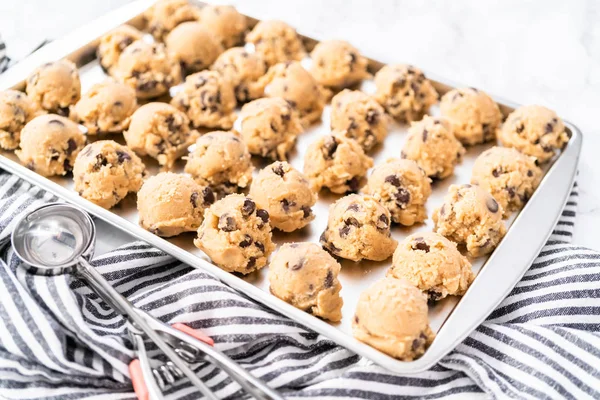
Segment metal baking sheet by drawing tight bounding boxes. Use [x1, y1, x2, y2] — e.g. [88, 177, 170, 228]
[0, 0, 582, 374]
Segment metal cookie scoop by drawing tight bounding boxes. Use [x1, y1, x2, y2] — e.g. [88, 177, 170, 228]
[11, 203, 283, 400]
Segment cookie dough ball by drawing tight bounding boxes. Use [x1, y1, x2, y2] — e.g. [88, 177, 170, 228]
[388, 233, 473, 301]
[165, 22, 224, 75]
[171, 70, 237, 130]
[310, 40, 370, 89]
[198, 5, 248, 49]
[352, 277, 434, 360]
[249, 161, 317, 232]
[304, 133, 373, 194]
[72, 80, 137, 134]
[184, 131, 253, 194]
[144, 0, 200, 41]
[239, 97, 303, 160]
[16, 114, 85, 177]
[124, 102, 197, 168]
[114, 40, 182, 99]
[320, 194, 397, 262]
[330, 90, 387, 151]
[402, 116, 465, 180]
[73, 141, 145, 209]
[0, 89, 43, 150]
[269, 243, 343, 321]
[498, 105, 569, 164]
[471, 146, 542, 217]
[373, 64, 438, 123]
[245, 20, 306, 66]
[362, 159, 431, 226]
[26, 60, 81, 116]
[433, 184, 507, 257]
[97, 25, 143, 75]
[211, 47, 267, 103]
[195, 194, 275, 274]
[138, 172, 214, 237]
[258, 61, 327, 125]
[440, 87, 503, 146]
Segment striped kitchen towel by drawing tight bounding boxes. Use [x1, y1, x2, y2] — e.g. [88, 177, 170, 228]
[0, 35, 10, 73]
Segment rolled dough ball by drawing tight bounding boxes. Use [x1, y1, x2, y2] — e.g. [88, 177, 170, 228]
[245, 20, 306, 66]
[97, 25, 143, 75]
[211, 47, 267, 103]
[26, 60, 81, 116]
[198, 5, 248, 48]
[310, 40, 370, 88]
[165, 22, 224, 75]
[0, 89, 43, 150]
[144, 0, 200, 41]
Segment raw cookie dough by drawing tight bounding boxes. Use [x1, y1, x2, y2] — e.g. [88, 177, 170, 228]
[388, 232, 473, 301]
[211, 47, 267, 103]
[198, 5, 248, 48]
[114, 40, 182, 99]
[320, 194, 397, 262]
[97, 25, 143, 75]
[72, 80, 137, 134]
[269, 242, 343, 321]
[330, 89, 387, 151]
[165, 22, 224, 75]
[245, 20, 306, 66]
[144, 0, 200, 41]
[138, 172, 215, 237]
[310, 40, 370, 89]
[433, 184, 507, 257]
[471, 146, 542, 217]
[16, 114, 85, 177]
[373, 64, 438, 123]
[26, 60, 81, 116]
[362, 158, 432, 226]
[304, 133, 373, 194]
[498, 105, 569, 164]
[239, 97, 303, 160]
[249, 161, 317, 232]
[184, 131, 254, 194]
[194, 194, 275, 274]
[0, 89, 43, 150]
[258, 61, 327, 125]
[171, 70, 237, 129]
[124, 102, 197, 168]
[440, 87, 503, 146]
[402, 116, 465, 179]
[352, 277, 434, 360]
[73, 140, 145, 209]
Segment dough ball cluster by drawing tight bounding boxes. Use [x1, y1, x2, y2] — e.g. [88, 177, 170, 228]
[26, 60, 81, 116]
[144, 0, 201, 41]
[97, 25, 143, 75]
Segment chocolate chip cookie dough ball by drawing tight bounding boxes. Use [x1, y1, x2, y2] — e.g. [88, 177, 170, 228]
[26, 60, 81, 116]
[16, 114, 85, 177]
[195, 194, 275, 274]
[97, 25, 143, 75]
[198, 5, 248, 49]
[402, 116, 465, 180]
[353, 277, 434, 360]
[144, 0, 200, 41]
[249, 161, 317, 232]
[440, 87, 503, 146]
[165, 22, 224, 75]
[433, 184, 507, 257]
[310, 40, 370, 89]
[124, 102, 197, 168]
[498, 105, 569, 164]
[362, 159, 431, 226]
[0, 89, 43, 150]
[171, 70, 237, 130]
[73, 141, 145, 209]
[138, 172, 214, 237]
[269, 242, 343, 321]
[211, 47, 267, 103]
[239, 97, 303, 160]
[471, 146, 542, 217]
[388, 232, 473, 301]
[72, 80, 137, 134]
[115, 41, 182, 99]
[245, 20, 306, 66]
[330, 90, 387, 151]
[304, 133, 373, 194]
[320, 194, 397, 262]
[373, 64, 438, 123]
[184, 131, 254, 195]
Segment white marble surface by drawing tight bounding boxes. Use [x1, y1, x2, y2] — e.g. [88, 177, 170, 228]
[1, 0, 599, 253]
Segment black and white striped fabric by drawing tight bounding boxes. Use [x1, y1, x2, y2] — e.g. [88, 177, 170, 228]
[0, 35, 10, 73]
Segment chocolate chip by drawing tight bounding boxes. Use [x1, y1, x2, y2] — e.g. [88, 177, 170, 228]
[376, 214, 389, 231]
[66, 139, 77, 155]
[289, 258, 304, 270]
[527, 170, 534, 177]
[218, 215, 238, 232]
[241, 198, 256, 216]
[322, 136, 338, 160]
[281, 198, 296, 212]
[272, 163, 285, 177]
[63, 159, 72, 172]
[116, 150, 131, 163]
[384, 175, 401, 187]
[26, 162, 35, 170]
[427, 290, 443, 302]
[346, 177, 360, 192]
[202, 187, 215, 206]
[395, 188, 410, 206]
[301, 206, 312, 218]
[354, 315, 359, 324]
[347, 203, 360, 212]
[452, 91, 463, 101]
[411, 336, 426, 352]
[365, 109, 379, 125]
[400, 151, 407, 159]
[57, 107, 70, 117]
[516, 124, 525, 133]
[48, 119, 65, 127]
[118, 37, 134, 51]
[256, 209, 269, 224]
[339, 225, 351, 238]
[347, 119, 358, 132]
[507, 187, 516, 198]
[345, 216, 361, 227]
[412, 237, 430, 252]
[239, 235, 253, 248]
[422, 129, 428, 142]
[486, 197, 499, 213]
[545, 123, 553, 134]
[290, 243, 299, 248]
[137, 80, 158, 92]
[189, 192, 199, 208]
[247, 257, 257, 269]
[255, 241, 265, 252]
[492, 168, 501, 178]
[93, 154, 109, 171]
[324, 270, 334, 288]
[541, 144, 553, 153]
